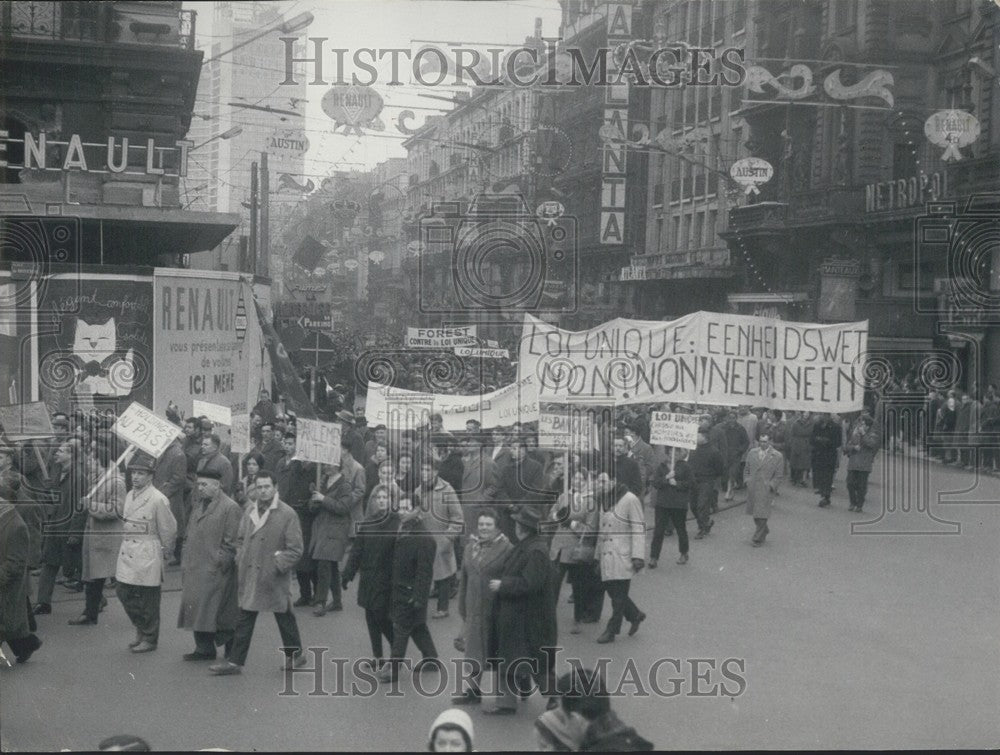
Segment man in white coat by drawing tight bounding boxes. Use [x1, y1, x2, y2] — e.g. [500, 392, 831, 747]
[115, 453, 177, 653]
[594, 472, 646, 645]
[745, 433, 783, 547]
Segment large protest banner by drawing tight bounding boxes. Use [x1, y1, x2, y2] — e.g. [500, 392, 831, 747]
[519, 312, 868, 413]
[153, 271, 269, 421]
[364, 374, 540, 432]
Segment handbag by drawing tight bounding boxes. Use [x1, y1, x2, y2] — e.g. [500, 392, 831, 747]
[569, 528, 595, 563]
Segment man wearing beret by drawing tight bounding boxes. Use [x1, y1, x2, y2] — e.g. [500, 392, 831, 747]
[115, 453, 177, 653]
[177, 467, 242, 660]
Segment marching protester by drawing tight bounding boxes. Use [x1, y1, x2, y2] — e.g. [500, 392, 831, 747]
[237, 453, 265, 508]
[688, 431, 724, 539]
[379, 496, 438, 684]
[69, 441, 126, 627]
[650, 448, 693, 567]
[811, 413, 843, 508]
[722, 411, 750, 502]
[548, 467, 603, 632]
[611, 437, 643, 498]
[274, 433, 317, 607]
[198, 434, 234, 498]
[0, 473, 42, 664]
[154, 435, 188, 567]
[495, 437, 544, 542]
[115, 453, 177, 653]
[787, 411, 813, 486]
[341, 485, 398, 671]
[453, 507, 512, 705]
[744, 433, 784, 547]
[595, 472, 646, 644]
[845, 413, 881, 513]
[35, 438, 86, 615]
[177, 468, 242, 661]
[487, 505, 557, 714]
[555, 667, 654, 751]
[339, 436, 368, 518]
[210, 471, 306, 675]
[427, 708, 475, 752]
[308, 460, 354, 616]
[419, 459, 464, 619]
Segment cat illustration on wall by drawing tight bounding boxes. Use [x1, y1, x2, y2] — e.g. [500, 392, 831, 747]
[66, 315, 137, 397]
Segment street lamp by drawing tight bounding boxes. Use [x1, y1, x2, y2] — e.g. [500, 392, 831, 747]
[191, 125, 243, 152]
[203, 11, 314, 64]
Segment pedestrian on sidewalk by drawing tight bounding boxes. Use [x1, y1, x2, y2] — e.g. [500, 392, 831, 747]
[115, 453, 177, 653]
[649, 448, 692, 567]
[210, 470, 305, 675]
[595, 472, 645, 644]
[69, 441, 125, 627]
[745, 433, 783, 547]
[177, 468, 241, 661]
[811, 413, 842, 507]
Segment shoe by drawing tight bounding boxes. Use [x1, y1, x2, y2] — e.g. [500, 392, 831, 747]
[676, 553, 689, 565]
[752, 541, 763, 548]
[312, 605, 328, 617]
[431, 610, 449, 619]
[15, 635, 42, 664]
[99, 595, 107, 612]
[569, 622, 582, 635]
[357, 658, 381, 673]
[283, 652, 308, 670]
[210, 661, 242, 676]
[546, 696, 560, 711]
[693, 531, 706, 540]
[63, 580, 83, 593]
[628, 611, 645, 637]
[183, 650, 216, 661]
[596, 629, 616, 644]
[648, 558, 658, 569]
[131, 641, 157, 653]
[33, 603, 51, 615]
[293, 596, 312, 607]
[167, 558, 181, 567]
[68, 615, 97, 626]
[451, 689, 481, 705]
[128, 635, 143, 649]
[326, 601, 343, 612]
[376, 667, 397, 684]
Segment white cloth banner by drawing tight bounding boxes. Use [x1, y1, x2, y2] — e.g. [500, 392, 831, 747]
[649, 411, 701, 449]
[364, 375, 540, 432]
[405, 326, 478, 348]
[518, 312, 868, 413]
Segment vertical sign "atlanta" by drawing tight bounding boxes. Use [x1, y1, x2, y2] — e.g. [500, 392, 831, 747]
[601, 2, 631, 245]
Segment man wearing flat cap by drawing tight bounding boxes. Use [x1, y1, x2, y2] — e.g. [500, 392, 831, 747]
[115, 453, 177, 653]
[337, 410, 367, 466]
[487, 505, 557, 714]
[177, 467, 242, 660]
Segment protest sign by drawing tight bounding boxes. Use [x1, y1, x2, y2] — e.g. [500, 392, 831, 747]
[519, 312, 867, 413]
[649, 411, 701, 449]
[405, 326, 478, 348]
[364, 375, 540, 432]
[192, 399, 232, 426]
[0, 402, 54, 441]
[538, 410, 597, 452]
[293, 418, 342, 466]
[454, 346, 510, 359]
[230, 414, 251, 454]
[112, 402, 181, 458]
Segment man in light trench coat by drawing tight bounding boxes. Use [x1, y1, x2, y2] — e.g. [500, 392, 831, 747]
[115, 453, 177, 653]
[177, 467, 242, 660]
[210, 470, 305, 675]
[745, 432, 784, 547]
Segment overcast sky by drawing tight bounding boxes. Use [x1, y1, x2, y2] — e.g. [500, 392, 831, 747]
[189, 0, 564, 173]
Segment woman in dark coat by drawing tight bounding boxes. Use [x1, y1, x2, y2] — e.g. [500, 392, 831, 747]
[341, 485, 399, 670]
[0, 497, 41, 662]
[308, 463, 355, 616]
[650, 449, 693, 567]
[487, 506, 557, 714]
[787, 412, 813, 486]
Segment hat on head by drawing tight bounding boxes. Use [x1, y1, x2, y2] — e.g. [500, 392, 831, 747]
[428, 709, 474, 751]
[127, 452, 156, 473]
[511, 505, 543, 532]
[335, 410, 355, 424]
[196, 467, 223, 480]
[535, 709, 577, 751]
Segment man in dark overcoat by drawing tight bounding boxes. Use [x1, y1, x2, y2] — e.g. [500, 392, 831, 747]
[177, 468, 242, 660]
[811, 413, 843, 507]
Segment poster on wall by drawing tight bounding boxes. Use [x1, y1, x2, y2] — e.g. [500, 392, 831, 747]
[153, 271, 269, 423]
[35, 273, 155, 418]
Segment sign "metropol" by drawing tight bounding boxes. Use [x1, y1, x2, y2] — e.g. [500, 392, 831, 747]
[864, 170, 947, 213]
[0, 131, 192, 177]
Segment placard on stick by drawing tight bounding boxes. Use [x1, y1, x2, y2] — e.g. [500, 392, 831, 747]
[650, 411, 701, 450]
[292, 418, 342, 466]
[230, 414, 251, 454]
[0, 402, 54, 441]
[112, 402, 181, 458]
[538, 410, 597, 453]
[192, 399, 232, 427]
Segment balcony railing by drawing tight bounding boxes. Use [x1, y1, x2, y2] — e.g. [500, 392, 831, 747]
[2, 2, 196, 50]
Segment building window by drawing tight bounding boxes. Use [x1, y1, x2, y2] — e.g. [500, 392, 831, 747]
[699, 1, 712, 46]
[678, 1, 689, 41]
[671, 173, 681, 202]
[892, 141, 918, 181]
[694, 171, 705, 197]
[655, 217, 664, 251]
[710, 88, 723, 120]
[833, 0, 857, 31]
[685, 90, 696, 123]
[733, 0, 746, 34]
[707, 209, 718, 245]
[698, 88, 709, 123]
[673, 91, 684, 128]
[713, 0, 726, 42]
[671, 216, 680, 251]
[653, 183, 665, 206]
[682, 162, 693, 199]
[693, 212, 704, 249]
[680, 214, 691, 250]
